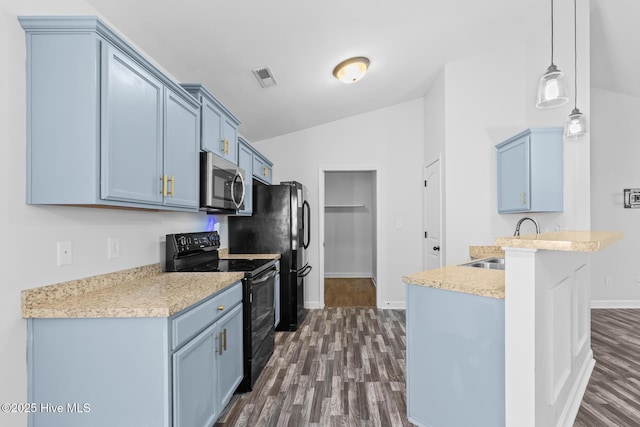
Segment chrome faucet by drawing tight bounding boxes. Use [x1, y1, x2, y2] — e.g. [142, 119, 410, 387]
[514, 217, 540, 236]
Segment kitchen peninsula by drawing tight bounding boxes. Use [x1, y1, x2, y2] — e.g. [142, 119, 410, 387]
[403, 231, 623, 427]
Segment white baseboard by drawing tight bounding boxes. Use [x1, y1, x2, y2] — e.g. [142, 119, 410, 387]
[324, 272, 373, 278]
[379, 301, 406, 309]
[591, 300, 640, 309]
[304, 301, 323, 309]
[557, 351, 594, 427]
[371, 276, 377, 288]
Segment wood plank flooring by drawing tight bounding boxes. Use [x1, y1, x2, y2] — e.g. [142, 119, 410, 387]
[324, 278, 376, 307]
[215, 307, 410, 426]
[574, 309, 640, 426]
[216, 307, 640, 426]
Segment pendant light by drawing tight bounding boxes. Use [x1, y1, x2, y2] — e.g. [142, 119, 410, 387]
[564, 0, 588, 139]
[536, 0, 569, 108]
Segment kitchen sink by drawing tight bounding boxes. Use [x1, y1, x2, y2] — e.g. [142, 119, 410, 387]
[460, 257, 505, 270]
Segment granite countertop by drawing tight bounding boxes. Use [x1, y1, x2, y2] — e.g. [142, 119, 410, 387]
[22, 264, 244, 319]
[218, 248, 281, 260]
[469, 245, 505, 259]
[403, 262, 505, 299]
[495, 230, 623, 252]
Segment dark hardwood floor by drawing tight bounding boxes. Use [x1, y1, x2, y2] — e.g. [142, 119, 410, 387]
[324, 278, 377, 307]
[216, 307, 640, 426]
[574, 309, 640, 426]
[215, 307, 410, 426]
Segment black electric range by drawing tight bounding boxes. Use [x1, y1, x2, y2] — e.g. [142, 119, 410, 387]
[166, 231, 277, 392]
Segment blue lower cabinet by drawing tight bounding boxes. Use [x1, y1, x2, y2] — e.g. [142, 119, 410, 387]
[216, 304, 244, 410]
[173, 322, 218, 427]
[406, 284, 505, 427]
[27, 282, 243, 427]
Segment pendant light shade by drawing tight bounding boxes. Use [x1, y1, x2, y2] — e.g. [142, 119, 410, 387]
[536, 64, 569, 108]
[536, 0, 569, 109]
[564, 108, 588, 139]
[564, 0, 588, 140]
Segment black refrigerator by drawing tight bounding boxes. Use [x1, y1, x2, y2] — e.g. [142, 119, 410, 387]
[228, 181, 311, 331]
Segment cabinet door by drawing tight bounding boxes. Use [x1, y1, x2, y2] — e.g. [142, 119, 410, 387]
[253, 154, 272, 184]
[221, 117, 238, 164]
[497, 135, 530, 212]
[164, 89, 200, 208]
[101, 44, 163, 204]
[237, 142, 253, 215]
[173, 323, 218, 427]
[201, 98, 223, 154]
[216, 304, 244, 411]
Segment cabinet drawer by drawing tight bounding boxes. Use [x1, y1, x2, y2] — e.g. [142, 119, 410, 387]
[171, 281, 242, 350]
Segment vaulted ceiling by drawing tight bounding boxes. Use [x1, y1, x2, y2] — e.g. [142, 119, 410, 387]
[85, 0, 636, 142]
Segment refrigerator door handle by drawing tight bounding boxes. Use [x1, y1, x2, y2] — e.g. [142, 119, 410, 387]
[297, 264, 312, 278]
[302, 200, 310, 249]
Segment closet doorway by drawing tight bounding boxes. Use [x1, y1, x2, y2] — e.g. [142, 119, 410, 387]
[321, 170, 377, 307]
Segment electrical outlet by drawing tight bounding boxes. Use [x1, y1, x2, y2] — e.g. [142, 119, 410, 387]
[56, 241, 72, 266]
[107, 237, 120, 259]
[605, 277, 613, 287]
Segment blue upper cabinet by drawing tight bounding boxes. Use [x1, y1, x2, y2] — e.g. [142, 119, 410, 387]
[236, 137, 254, 216]
[496, 128, 563, 213]
[101, 44, 164, 204]
[20, 16, 200, 211]
[181, 84, 240, 164]
[252, 151, 273, 185]
[163, 88, 200, 208]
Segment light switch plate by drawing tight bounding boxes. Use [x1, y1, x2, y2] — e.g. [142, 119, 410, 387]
[107, 237, 120, 259]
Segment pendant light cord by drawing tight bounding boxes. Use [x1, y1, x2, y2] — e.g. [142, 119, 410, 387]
[550, 0, 555, 65]
[573, 0, 578, 109]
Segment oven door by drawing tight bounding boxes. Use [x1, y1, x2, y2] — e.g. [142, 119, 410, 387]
[250, 267, 276, 354]
[200, 152, 245, 211]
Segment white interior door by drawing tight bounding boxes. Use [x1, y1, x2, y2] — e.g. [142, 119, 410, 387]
[424, 160, 442, 270]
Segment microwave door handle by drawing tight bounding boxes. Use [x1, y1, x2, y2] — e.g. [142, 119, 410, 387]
[231, 171, 245, 209]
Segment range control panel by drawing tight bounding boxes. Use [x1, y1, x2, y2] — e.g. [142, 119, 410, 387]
[168, 231, 220, 254]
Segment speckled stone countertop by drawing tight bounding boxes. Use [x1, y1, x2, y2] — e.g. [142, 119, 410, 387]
[218, 248, 281, 260]
[403, 264, 505, 299]
[469, 245, 505, 259]
[22, 264, 244, 319]
[495, 230, 623, 252]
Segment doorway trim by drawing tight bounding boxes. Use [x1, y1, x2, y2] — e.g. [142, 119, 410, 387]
[318, 166, 380, 308]
[423, 155, 444, 270]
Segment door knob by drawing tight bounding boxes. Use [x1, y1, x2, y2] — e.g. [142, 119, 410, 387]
[433, 246, 440, 251]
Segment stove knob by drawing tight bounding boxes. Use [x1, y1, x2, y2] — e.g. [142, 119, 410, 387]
[178, 236, 187, 246]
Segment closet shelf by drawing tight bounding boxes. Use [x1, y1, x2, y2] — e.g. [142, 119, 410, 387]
[324, 204, 366, 208]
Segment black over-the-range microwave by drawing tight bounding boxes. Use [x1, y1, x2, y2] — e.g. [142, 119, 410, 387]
[200, 151, 246, 212]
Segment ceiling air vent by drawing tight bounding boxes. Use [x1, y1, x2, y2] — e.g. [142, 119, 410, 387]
[252, 66, 277, 88]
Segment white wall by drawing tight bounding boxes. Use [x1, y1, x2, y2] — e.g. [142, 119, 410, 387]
[253, 99, 424, 309]
[0, 2, 223, 424]
[425, 0, 591, 265]
[590, 88, 640, 307]
[324, 171, 375, 278]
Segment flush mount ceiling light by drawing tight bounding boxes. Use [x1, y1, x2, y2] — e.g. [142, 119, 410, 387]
[332, 56, 370, 84]
[564, 0, 588, 139]
[536, 0, 569, 108]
